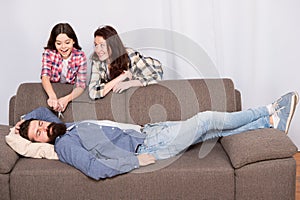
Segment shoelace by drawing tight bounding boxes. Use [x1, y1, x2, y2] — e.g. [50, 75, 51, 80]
[272, 97, 283, 111]
[272, 106, 285, 128]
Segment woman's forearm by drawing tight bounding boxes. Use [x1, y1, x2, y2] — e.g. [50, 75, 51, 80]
[41, 76, 57, 99]
[102, 75, 124, 97]
[68, 87, 84, 101]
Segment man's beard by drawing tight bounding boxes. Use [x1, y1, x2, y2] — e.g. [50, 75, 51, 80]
[47, 122, 67, 144]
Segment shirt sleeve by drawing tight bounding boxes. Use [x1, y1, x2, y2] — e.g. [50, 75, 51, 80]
[88, 59, 107, 99]
[75, 51, 87, 89]
[41, 49, 53, 78]
[55, 133, 140, 180]
[127, 48, 163, 86]
[23, 107, 62, 123]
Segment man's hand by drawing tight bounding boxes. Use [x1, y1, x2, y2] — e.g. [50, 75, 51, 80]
[14, 119, 25, 134]
[137, 154, 156, 166]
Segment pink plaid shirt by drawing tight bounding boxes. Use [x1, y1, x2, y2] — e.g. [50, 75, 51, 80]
[41, 48, 87, 88]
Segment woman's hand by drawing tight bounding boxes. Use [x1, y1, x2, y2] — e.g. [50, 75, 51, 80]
[113, 80, 143, 93]
[113, 81, 133, 93]
[47, 97, 60, 111]
[57, 96, 70, 112]
[120, 70, 132, 81]
[112, 80, 140, 93]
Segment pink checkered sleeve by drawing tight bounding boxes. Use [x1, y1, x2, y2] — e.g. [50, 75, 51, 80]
[41, 50, 54, 78]
[75, 52, 87, 89]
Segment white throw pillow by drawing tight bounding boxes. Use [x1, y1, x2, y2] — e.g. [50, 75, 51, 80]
[5, 127, 59, 160]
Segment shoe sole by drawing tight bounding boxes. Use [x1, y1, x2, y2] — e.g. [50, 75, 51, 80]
[285, 91, 299, 134]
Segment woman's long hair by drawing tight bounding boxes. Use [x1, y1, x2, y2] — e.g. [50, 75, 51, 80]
[45, 23, 82, 50]
[94, 25, 129, 79]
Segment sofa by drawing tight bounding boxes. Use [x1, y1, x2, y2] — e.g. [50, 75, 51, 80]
[0, 78, 297, 200]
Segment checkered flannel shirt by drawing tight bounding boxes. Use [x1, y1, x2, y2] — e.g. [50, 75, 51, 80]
[41, 48, 87, 88]
[89, 48, 163, 99]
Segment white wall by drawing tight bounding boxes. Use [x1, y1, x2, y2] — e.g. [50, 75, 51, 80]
[218, 0, 300, 148]
[1, 0, 300, 148]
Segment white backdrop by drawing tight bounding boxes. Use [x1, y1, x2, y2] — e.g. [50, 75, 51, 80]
[1, 0, 300, 148]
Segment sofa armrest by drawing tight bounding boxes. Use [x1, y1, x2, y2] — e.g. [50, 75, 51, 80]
[234, 89, 242, 111]
[0, 125, 19, 174]
[9, 95, 16, 126]
[220, 128, 297, 169]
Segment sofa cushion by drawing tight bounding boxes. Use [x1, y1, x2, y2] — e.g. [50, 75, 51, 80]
[13, 83, 73, 123]
[0, 174, 10, 200]
[73, 89, 127, 123]
[235, 157, 296, 200]
[13, 82, 128, 124]
[125, 79, 237, 125]
[10, 142, 235, 200]
[220, 128, 298, 168]
[0, 125, 19, 174]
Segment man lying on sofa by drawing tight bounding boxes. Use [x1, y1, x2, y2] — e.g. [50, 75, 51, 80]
[10, 92, 299, 180]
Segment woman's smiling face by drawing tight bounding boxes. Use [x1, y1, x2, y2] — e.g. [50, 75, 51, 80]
[94, 36, 110, 62]
[55, 33, 74, 59]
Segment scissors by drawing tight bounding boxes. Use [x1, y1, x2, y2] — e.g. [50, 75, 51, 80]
[57, 103, 64, 119]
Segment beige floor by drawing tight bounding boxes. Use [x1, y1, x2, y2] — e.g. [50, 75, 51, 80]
[294, 152, 300, 200]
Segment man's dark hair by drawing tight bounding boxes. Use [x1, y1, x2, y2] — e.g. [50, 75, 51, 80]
[19, 119, 67, 144]
[19, 118, 36, 140]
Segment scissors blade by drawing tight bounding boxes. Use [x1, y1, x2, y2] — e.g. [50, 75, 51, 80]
[58, 111, 64, 119]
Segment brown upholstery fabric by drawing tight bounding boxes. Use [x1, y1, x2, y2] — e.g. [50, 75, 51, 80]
[13, 83, 73, 124]
[9, 95, 16, 126]
[235, 158, 296, 200]
[12, 79, 236, 126]
[13, 83, 128, 124]
[73, 89, 127, 122]
[3, 79, 297, 200]
[235, 89, 242, 111]
[126, 79, 236, 125]
[10, 143, 234, 200]
[0, 125, 18, 174]
[0, 174, 10, 200]
[221, 128, 298, 168]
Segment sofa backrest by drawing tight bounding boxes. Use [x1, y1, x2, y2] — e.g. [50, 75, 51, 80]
[10, 79, 240, 126]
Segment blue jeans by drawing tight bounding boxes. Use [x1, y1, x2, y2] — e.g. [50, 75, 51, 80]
[137, 107, 270, 160]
